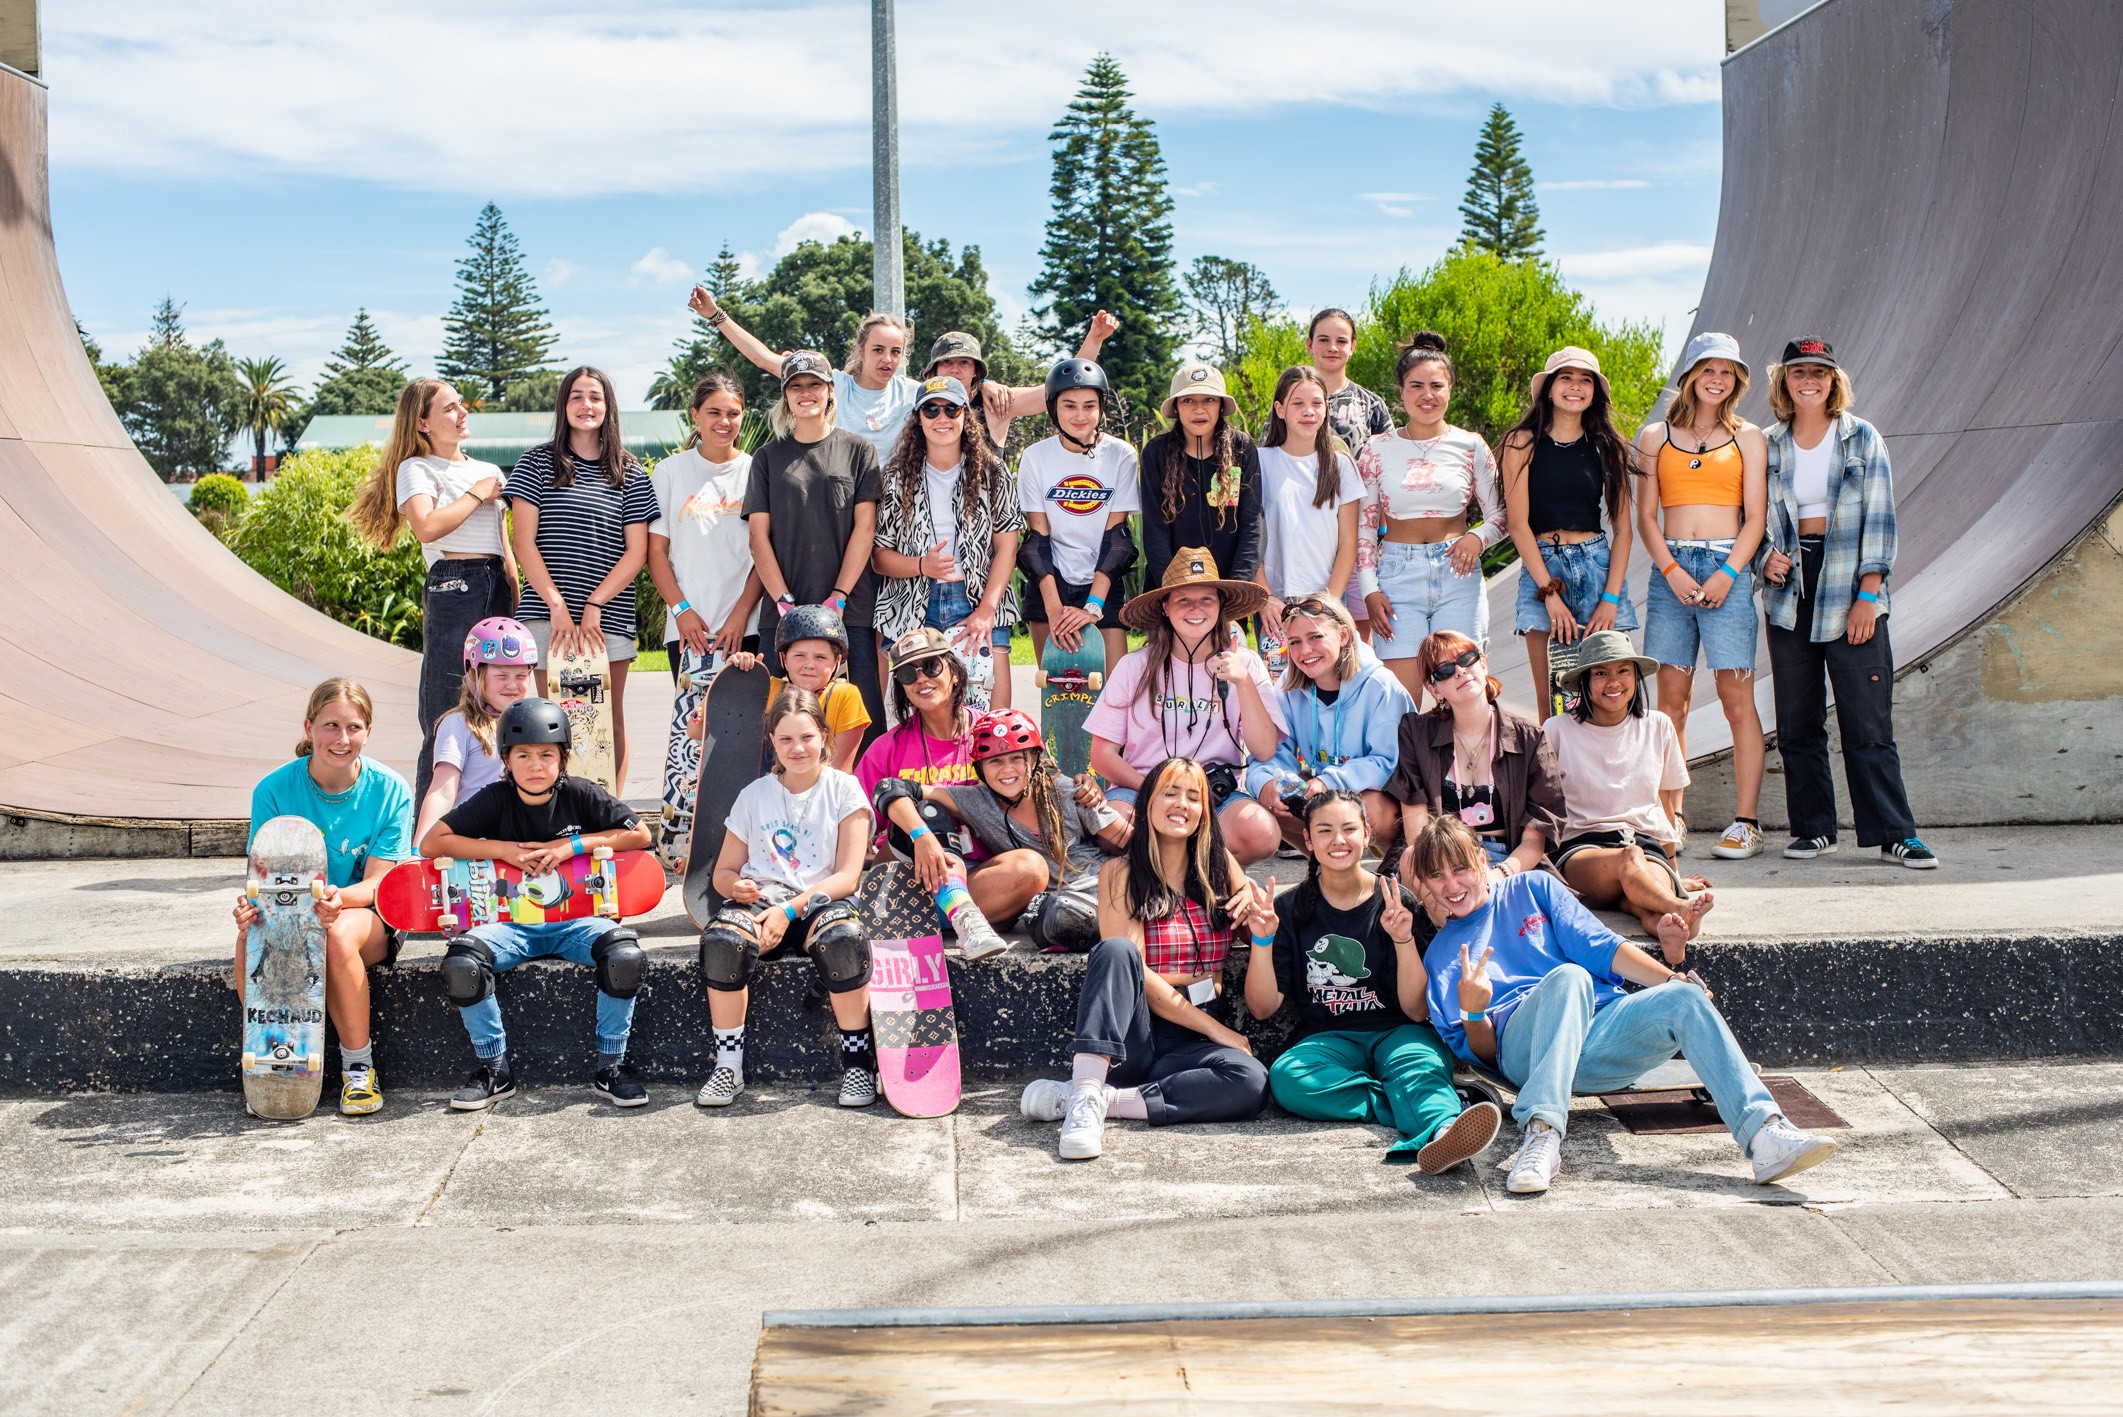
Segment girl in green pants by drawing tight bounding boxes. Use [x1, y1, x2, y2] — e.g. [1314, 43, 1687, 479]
[1242, 790, 1501, 1175]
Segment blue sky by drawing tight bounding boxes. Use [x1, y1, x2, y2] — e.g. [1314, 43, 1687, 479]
[47, 1, 1726, 407]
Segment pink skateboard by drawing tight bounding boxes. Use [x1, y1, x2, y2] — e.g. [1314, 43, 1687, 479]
[854, 862, 961, 1117]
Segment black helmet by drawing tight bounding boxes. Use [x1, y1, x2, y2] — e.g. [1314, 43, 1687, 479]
[775, 604, 850, 657]
[498, 697, 571, 751]
[1043, 357, 1111, 426]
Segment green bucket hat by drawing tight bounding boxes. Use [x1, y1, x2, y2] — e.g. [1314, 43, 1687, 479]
[923, 331, 987, 384]
[1558, 629, 1659, 694]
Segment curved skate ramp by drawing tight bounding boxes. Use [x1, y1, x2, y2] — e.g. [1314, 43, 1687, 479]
[0, 64, 418, 836]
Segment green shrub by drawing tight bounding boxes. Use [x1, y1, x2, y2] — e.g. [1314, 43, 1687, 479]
[188, 472, 250, 527]
[227, 444, 428, 649]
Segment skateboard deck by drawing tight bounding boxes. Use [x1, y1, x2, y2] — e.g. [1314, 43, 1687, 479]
[685, 663, 771, 927]
[375, 849, 664, 934]
[241, 816, 329, 1121]
[1035, 633, 1104, 783]
[954, 630, 995, 713]
[659, 645, 718, 873]
[550, 640, 617, 794]
[1547, 633, 1585, 720]
[856, 863, 962, 1118]
[1257, 612, 1290, 681]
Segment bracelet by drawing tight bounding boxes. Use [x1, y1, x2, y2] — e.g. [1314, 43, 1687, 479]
[1084, 595, 1105, 614]
[707, 311, 729, 327]
[569, 833, 585, 858]
[1388, 936, 1414, 948]
[1249, 932, 1275, 947]
[1599, 591, 1622, 607]
[906, 824, 932, 843]
[1857, 589, 1879, 603]
[784, 902, 801, 923]
[1462, 1009, 1487, 1023]
[1658, 561, 1679, 578]
[1720, 561, 1744, 580]
[673, 600, 692, 616]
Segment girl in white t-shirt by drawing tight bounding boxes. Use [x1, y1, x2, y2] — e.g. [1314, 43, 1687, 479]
[1256, 365, 1363, 654]
[647, 369, 762, 681]
[348, 378, 516, 803]
[698, 688, 878, 1110]
[412, 616, 538, 845]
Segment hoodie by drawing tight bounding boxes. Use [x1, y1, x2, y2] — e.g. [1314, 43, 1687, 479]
[1246, 654, 1415, 797]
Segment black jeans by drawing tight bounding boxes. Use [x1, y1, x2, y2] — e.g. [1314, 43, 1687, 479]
[1071, 937, 1269, 1126]
[1767, 540, 1918, 846]
[415, 557, 516, 804]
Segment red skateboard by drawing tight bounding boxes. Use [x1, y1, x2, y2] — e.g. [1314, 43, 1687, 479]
[375, 849, 665, 935]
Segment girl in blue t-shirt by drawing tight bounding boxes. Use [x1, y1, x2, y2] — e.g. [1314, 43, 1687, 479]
[232, 678, 415, 1117]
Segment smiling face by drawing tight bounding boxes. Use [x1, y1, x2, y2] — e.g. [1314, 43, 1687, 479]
[1305, 797, 1368, 874]
[1175, 393, 1223, 440]
[1163, 585, 1224, 640]
[1688, 358, 1739, 411]
[1308, 315, 1355, 376]
[1276, 379, 1328, 446]
[1147, 767, 1206, 842]
[782, 641, 841, 694]
[783, 373, 829, 422]
[420, 385, 469, 447]
[1420, 857, 1491, 919]
[1784, 362, 1834, 413]
[566, 374, 607, 434]
[1547, 367, 1597, 415]
[1284, 611, 1346, 686]
[1054, 387, 1103, 442]
[770, 710, 826, 775]
[902, 656, 958, 716]
[977, 748, 1036, 797]
[1586, 660, 1639, 721]
[1399, 360, 1451, 426]
[691, 388, 744, 454]
[506, 742, 563, 795]
[303, 698, 370, 774]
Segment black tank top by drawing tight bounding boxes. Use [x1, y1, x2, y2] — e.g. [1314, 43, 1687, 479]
[1526, 434, 1606, 535]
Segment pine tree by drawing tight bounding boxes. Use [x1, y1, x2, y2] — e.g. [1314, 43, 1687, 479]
[438, 203, 558, 402]
[322, 308, 405, 379]
[1458, 104, 1544, 261]
[1029, 54, 1181, 418]
[1183, 256, 1280, 366]
[705, 242, 747, 300]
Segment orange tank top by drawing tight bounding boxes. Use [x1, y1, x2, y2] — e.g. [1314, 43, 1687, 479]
[1656, 436, 1744, 508]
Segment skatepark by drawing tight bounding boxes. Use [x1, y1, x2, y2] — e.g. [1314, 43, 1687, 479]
[5, 0, 2123, 1411]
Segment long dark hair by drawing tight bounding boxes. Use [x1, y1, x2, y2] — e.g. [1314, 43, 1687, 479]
[888, 651, 969, 729]
[1156, 416, 1241, 529]
[882, 394, 1003, 538]
[1290, 788, 1370, 912]
[682, 369, 746, 451]
[1263, 365, 1345, 508]
[549, 365, 636, 490]
[1123, 757, 1237, 928]
[1502, 369, 1634, 526]
[1568, 660, 1649, 722]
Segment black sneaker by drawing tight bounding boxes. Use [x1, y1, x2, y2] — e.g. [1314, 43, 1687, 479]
[1782, 835, 1838, 859]
[593, 1062, 650, 1108]
[1881, 837, 1939, 869]
[450, 1064, 516, 1112]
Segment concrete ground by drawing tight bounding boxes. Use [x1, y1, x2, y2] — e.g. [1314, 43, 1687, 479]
[4, 1059, 2121, 1414]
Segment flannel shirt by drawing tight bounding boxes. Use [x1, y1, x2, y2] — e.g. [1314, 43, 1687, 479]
[871, 456, 1026, 640]
[1755, 412, 1897, 642]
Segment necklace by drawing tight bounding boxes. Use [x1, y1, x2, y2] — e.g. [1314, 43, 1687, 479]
[1545, 429, 1584, 448]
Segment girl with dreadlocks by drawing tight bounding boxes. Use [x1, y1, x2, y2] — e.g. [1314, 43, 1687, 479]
[1138, 360, 1263, 593]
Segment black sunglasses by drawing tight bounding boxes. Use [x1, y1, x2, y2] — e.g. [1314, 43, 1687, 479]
[918, 401, 964, 420]
[1426, 648, 1483, 684]
[893, 657, 950, 686]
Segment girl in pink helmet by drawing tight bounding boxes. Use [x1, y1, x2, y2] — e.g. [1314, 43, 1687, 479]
[413, 616, 539, 843]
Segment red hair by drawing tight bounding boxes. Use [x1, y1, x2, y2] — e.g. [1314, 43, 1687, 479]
[1419, 631, 1501, 715]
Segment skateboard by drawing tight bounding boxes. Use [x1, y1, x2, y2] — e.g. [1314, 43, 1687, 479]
[1547, 632, 1585, 720]
[1456, 1057, 1761, 1113]
[375, 849, 664, 934]
[659, 645, 718, 873]
[855, 862, 962, 1117]
[684, 663, 771, 926]
[241, 816, 329, 1121]
[951, 627, 995, 714]
[549, 639, 617, 794]
[1035, 633, 1104, 783]
[1257, 611, 1290, 681]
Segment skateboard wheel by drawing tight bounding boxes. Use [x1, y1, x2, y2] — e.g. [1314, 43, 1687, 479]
[594, 845, 612, 861]
[309, 879, 326, 900]
[1035, 670, 1048, 687]
[434, 857, 454, 871]
[1088, 672, 1103, 690]
[307, 1052, 324, 1071]
[244, 880, 260, 900]
[241, 1051, 255, 1070]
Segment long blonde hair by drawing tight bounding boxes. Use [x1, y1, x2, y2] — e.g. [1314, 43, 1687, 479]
[348, 378, 458, 550]
[1767, 363, 1855, 423]
[1667, 359, 1752, 436]
[294, 678, 375, 757]
[451, 665, 505, 758]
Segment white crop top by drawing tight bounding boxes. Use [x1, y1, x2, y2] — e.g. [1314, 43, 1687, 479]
[1790, 432, 1834, 521]
[1354, 427, 1506, 594]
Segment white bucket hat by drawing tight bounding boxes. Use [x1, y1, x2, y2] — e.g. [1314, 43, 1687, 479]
[1673, 330, 1749, 382]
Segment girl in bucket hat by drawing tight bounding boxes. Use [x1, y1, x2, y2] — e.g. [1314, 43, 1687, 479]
[1140, 359, 1264, 594]
[924, 313, 1118, 447]
[1632, 331, 1771, 862]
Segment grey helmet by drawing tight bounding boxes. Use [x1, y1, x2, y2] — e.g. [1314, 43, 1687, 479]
[775, 604, 850, 658]
[497, 697, 571, 750]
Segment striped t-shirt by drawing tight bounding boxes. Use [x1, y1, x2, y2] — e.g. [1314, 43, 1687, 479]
[504, 444, 658, 639]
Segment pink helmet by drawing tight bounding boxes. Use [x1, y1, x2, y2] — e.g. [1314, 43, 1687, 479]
[464, 616, 537, 669]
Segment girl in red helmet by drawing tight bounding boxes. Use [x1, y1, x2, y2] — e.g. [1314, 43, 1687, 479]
[413, 617, 540, 844]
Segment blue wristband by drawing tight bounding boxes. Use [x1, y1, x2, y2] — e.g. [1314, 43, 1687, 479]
[569, 833, 584, 858]
[1084, 595, 1105, 614]
[906, 824, 932, 843]
[1721, 561, 1744, 580]
[1249, 932, 1275, 947]
[1599, 591, 1622, 607]
[1462, 1009, 1486, 1023]
[784, 902, 801, 923]
[673, 600, 692, 616]
[1857, 589, 1879, 603]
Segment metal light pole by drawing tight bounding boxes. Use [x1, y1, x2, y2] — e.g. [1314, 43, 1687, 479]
[871, 0, 904, 317]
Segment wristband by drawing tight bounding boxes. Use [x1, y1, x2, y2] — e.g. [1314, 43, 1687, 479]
[569, 833, 585, 858]
[1084, 595, 1105, 614]
[906, 824, 932, 843]
[1856, 589, 1879, 603]
[1720, 561, 1744, 580]
[1462, 1009, 1487, 1023]
[673, 600, 692, 616]
[1249, 932, 1275, 947]
[1599, 591, 1622, 607]
[784, 902, 801, 923]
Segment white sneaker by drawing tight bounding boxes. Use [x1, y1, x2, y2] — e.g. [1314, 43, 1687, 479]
[1712, 820, 1764, 859]
[951, 904, 1011, 960]
[1505, 1119, 1563, 1194]
[1020, 1076, 1070, 1122]
[695, 1065, 744, 1108]
[1058, 1085, 1107, 1160]
[1749, 1115, 1838, 1183]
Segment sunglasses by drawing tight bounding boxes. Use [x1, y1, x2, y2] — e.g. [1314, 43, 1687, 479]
[1283, 596, 1337, 619]
[1426, 648, 1483, 684]
[893, 657, 950, 686]
[918, 402, 964, 420]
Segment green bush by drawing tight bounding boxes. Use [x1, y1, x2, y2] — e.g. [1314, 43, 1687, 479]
[227, 444, 427, 649]
[188, 472, 250, 528]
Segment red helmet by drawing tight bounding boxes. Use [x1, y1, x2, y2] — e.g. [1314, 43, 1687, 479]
[970, 708, 1042, 763]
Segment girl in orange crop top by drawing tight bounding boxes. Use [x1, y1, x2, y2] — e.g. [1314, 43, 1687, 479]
[1654, 436, 1746, 507]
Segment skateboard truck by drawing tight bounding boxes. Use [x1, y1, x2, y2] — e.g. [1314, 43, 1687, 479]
[589, 845, 619, 917]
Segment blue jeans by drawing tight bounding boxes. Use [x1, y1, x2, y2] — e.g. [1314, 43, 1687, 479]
[923, 579, 1011, 646]
[1513, 534, 1637, 635]
[1495, 965, 1779, 1150]
[1371, 540, 1486, 659]
[455, 917, 634, 1059]
[1643, 539, 1758, 672]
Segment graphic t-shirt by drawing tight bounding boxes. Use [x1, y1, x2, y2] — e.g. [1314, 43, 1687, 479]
[1270, 879, 1428, 1038]
[395, 454, 508, 564]
[249, 757, 414, 890]
[1326, 382, 1394, 458]
[503, 445, 659, 639]
[649, 447, 754, 637]
[743, 429, 883, 629]
[430, 712, 503, 801]
[1354, 427, 1507, 595]
[1422, 871, 1627, 1064]
[725, 767, 870, 894]
[441, 775, 641, 845]
[1258, 445, 1363, 598]
[833, 370, 920, 462]
[1016, 435, 1142, 586]
[855, 718, 982, 858]
[1137, 429, 1264, 589]
[1543, 711, 1690, 845]
[1083, 648, 1286, 778]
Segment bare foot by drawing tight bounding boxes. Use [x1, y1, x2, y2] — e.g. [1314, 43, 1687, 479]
[1655, 910, 1691, 963]
[1682, 888, 1716, 940]
[1681, 875, 1712, 893]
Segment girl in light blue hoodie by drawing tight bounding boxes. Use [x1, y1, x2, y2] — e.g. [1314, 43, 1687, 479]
[1246, 593, 1415, 853]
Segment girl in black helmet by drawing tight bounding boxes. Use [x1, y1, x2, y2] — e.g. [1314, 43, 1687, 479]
[707, 604, 872, 771]
[1016, 358, 1142, 669]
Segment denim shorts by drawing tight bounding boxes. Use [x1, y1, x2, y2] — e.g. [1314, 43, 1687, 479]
[1370, 540, 1486, 659]
[924, 578, 1011, 647]
[1643, 539, 1758, 673]
[1513, 534, 1639, 635]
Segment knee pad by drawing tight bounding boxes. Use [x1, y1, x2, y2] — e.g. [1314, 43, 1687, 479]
[440, 937, 495, 1008]
[805, 901, 871, 993]
[591, 928, 646, 1000]
[1029, 889, 1100, 954]
[886, 798, 960, 864]
[698, 912, 761, 992]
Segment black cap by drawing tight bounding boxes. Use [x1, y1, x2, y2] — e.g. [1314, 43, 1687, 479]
[1779, 337, 1839, 369]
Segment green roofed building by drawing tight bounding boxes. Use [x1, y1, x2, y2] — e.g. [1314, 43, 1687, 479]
[292, 411, 689, 468]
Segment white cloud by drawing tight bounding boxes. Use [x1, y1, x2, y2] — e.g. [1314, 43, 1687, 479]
[1559, 241, 1713, 280]
[771, 212, 860, 260]
[630, 247, 694, 284]
[1540, 178, 1653, 191]
[1357, 191, 1427, 218]
[543, 258, 578, 288]
[1173, 180, 1220, 199]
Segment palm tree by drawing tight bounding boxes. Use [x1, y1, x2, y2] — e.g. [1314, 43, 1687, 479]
[236, 356, 297, 478]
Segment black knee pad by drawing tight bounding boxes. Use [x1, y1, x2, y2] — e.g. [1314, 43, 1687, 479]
[805, 901, 871, 993]
[440, 937, 495, 1008]
[885, 798, 960, 864]
[1029, 889, 1100, 953]
[592, 928, 645, 1000]
[698, 912, 761, 992]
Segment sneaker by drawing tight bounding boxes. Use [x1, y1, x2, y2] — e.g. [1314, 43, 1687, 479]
[1059, 1085, 1108, 1160]
[1415, 1101, 1502, 1176]
[839, 1065, 878, 1108]
[1711, 820, 1764, 860]
[1505, 1119, 1563, 1194]
[1020, 1076, 1071, 1122]
[1783, 835, 1839, 859]
[1275, 843, 1306, 861]
[952, 904, 1011, 961]
[1881, 837, 1939, 870]
[450, 1064, 516, 1112]
[592, 1062, 650, 1108]
[339, 1063, 383, 1116]
[1671, 812, 1689, 857]
[694, 1066, 744, 1108]
[1749, 1115, 1839, 1183]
